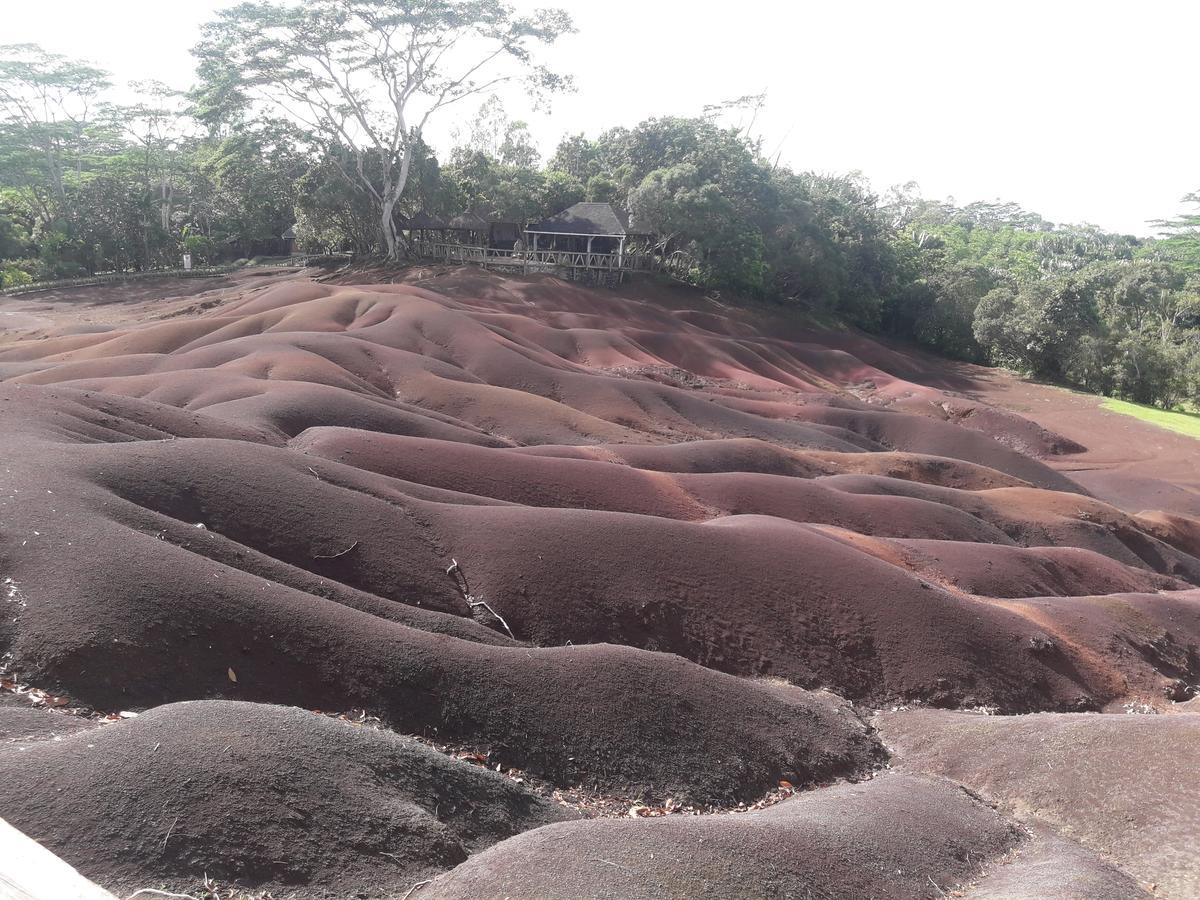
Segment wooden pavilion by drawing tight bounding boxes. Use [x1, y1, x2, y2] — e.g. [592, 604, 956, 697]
[525, 202, 647, 265]
[445, 209, 491, 245]
[401, 210, 448, 242]
[406, 201, 658, 281]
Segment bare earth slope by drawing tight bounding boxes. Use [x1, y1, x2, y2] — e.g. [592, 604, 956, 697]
[1, 267, 1196, 898]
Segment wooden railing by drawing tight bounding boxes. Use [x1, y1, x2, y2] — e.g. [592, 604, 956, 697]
[412, 240, 658, 273]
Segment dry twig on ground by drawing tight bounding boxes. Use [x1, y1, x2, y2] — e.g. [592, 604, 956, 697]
[445, 558, 517, 640]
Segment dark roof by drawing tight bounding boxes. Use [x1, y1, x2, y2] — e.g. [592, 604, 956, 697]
[402, 211, 447, 229]
[489, 221, 523, 243]
[446, 209, 491, 230]
[529, 202, 642, 236]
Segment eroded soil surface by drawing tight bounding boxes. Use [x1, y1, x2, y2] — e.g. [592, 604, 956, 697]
[0, 268, 1196, 898]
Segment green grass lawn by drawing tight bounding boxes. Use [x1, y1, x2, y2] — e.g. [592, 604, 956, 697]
[1101, 397, 1200, 440]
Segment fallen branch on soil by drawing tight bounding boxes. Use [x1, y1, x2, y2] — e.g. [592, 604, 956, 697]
[399, 879, 432, 900]
[466, 598, 516, 641]
[593, 858, 634, 872]
[445, 558, 517, 640]
[161, 815, 180, 850]
[124, 890, 197, 900]
[313, 540, 359, 560]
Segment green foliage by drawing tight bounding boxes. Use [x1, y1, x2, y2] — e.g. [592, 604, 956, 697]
[1109, 333, 1186, 408]
[192, 0, 572, 258]
[1101, 398, 1200, 440]
[192, 119, 310, 250]
[0, 191, 32, 260]
[896, 261, 996, 361]
[887, 185, 1200, 409]
[0, 261, 31, 288]
[584, 174, 618, 204]
[294, 149, 378, 255]
[1152, 190, 1200, 274]
[973, 275, 1098, 379]
[183, 232, 215, 264]
[0, 45, 317, 276]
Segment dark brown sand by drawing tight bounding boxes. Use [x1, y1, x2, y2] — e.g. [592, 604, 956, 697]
[878, 708, 1200, 897]
[0, 267, 1194, 897]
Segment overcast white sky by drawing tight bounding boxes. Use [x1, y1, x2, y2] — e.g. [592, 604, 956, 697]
[5, 0, 1196, 235]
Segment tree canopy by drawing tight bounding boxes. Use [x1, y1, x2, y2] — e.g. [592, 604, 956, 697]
[193, 0, 572, 258]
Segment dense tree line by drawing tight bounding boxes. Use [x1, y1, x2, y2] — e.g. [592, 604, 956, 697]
[2, 31, 1198, 411]
[0, 44, 308, 283]
[886, 191, 1200, 407]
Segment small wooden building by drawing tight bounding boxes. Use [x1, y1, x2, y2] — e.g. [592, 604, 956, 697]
[445, 209, 491, 245]
[401, 210, 448, 242]
[443, 209, 524, 251]
[405, 201, 656, 280]
[526, 202, 645, 262]
[281, 224, 297, 255]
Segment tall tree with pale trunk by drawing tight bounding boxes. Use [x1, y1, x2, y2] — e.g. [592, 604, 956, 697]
[194, 0, 572, 260]
[0, 44, 110, 225]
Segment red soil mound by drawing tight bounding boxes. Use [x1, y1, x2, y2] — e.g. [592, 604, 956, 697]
[883, 539, 1187, 598]
[820, 474, 1200, 581]
[1, 267, 1196, 895]
[1072, 470, 1200, 518]
[3, 274, 1198, 718]
[293, 429, 1014, 542]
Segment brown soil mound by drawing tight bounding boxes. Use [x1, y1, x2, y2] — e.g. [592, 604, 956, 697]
[0, 700, 573, 896]
[884, 539, 1188, 597]
[5, 389, 1194, 714]
[821, 474, 1200, 581]
[420, 773, 1133, 900]
[921, 354, 1200, 516]
[1, 267, 1197, 895]
[517, 437, 1033, 488]
[293, 429, 1015, 541]
[879, 708, 1200, 897]
[887, 391, 1088, 459]
[966, 824, 1149, 899]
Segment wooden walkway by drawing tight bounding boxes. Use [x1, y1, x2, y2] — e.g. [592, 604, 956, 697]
[411, 241, 659, 277]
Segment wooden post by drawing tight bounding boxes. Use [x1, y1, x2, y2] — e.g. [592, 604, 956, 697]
[618, 238, 625, 269]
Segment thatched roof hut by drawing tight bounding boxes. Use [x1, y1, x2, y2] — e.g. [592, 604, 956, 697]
[526, 202, 646, 257]
[528, 202, 645, 238]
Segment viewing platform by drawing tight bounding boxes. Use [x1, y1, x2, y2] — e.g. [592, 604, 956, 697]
[411, 240, 660, 280]
[403, 201, 683, 283]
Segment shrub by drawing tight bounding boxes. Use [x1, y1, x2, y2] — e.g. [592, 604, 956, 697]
[0, 264, 32, 289]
